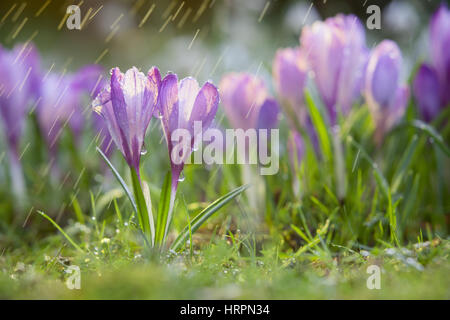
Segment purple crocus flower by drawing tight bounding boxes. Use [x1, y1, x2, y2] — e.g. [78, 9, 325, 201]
[92, 67, 160, 174]
[287, 130, 304, 169]
[159, 73, 219, 189]
[299, 14, 368, 125]
[68, 65, 105, 141]
[273, 47, 319, 155]
[365, 40, 409, 144]
[413, 4, 450, 121]
[158, 73, 219, 239]
[0, 43, 40, 196]
[220, 72, 280, 132]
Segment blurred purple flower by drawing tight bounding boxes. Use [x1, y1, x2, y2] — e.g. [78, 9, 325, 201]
[300, 14, 368, 125]
[0, 43, 40, 157]
[0, 43, 41, 196]
[159, 73, 219, 188]
[220, 72, 280, 131]
[413, 4, 450, 121]
[92, 67, 160, 173]
[365, 40, 409, 143]
[287, 130, 304, 169]
[272, 47, 319, 155]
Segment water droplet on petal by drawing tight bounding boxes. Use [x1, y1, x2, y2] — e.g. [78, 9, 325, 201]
[178, 173, 185, 182]
[140, 144, 148, 156]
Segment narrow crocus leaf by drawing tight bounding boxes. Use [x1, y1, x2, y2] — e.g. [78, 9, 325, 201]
[391, 135, 419, 193]
[96, 147, 137, 214]
[37, 211, 84, 253]
[155, 170, 172, 246]
[409, 120, 450, 157]
[304, 91, 332, 163]
[130, 168, 152, 245]
[171, 184, 249, 251]
[347, 136, 390, 200]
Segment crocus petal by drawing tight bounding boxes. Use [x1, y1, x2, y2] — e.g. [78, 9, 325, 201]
[273, 47, 308, 109]
[0, 43, 40, 152]
[220, 72, 268, 130]
[256, 98, 280, 131]
[430, 3, 450, 99]
[413, 64, 441, 122]
[300, 14, 367, 124]
[189, 81, 219, 131]
[159, 73, 180, 137]
[365, 40, 403, 116]
[93, 66, 159, 170]
[288, 131, 304, 168]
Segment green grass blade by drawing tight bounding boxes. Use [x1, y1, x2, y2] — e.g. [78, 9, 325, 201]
[347, 136, 389, 199]
[37, 211, 83, 252]
[155, 170, 172, 245]
[171, 184, 249, 251]
[130, 168, 152, 245]
[304, 91, 332, 163]
[71, 194, 85, 224]
[409, 120, 450, 157]
[96, 147, 137, 214]
[391, 134, 419, 193]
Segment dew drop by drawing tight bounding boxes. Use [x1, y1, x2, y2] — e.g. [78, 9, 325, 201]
[178, 173, 185, 182]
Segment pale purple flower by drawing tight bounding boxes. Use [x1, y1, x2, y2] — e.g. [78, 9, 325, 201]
[0, 43, 40, 158]
[413, 65, 441, 122]
[92, 67, 160, 173]
[287, 130, 304, 168]
[220, 72, 280, 132]
[300, 14, 368, 125]
[413, 4, 450, 121]
[159, 73, 219, 188]
[0, 43, 40, 197]
[365, 40, 409, 143]
[272, 47, 319, 155]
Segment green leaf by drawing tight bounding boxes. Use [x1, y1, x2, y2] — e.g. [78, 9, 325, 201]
[391, 134, 419, 193]
[347, 136, 390, 200]
[171, 184, 249, 251]
[71, 194, 85, 224]
[37, 211, 83, 253]
[130, 168, 153, 245]
[304, 91, 332, 163]
[155, 170, 173, 245]
[408, 120, 450, 157]
[96, 147, 137, 214]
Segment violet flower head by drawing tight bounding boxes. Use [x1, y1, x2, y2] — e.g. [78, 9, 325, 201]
[92, 67, 160, 173]
[273, 47, 308, 114]
[365, 40, 409, 142]
[287, 130, 304, 169]
[159, 73, 219, 187]
[0, 43, 40, 197]
[220, 72, 280, 132]
[0, 43, 40, 157]
[413, 4, 450, 121]
[300, 14, 368, 125]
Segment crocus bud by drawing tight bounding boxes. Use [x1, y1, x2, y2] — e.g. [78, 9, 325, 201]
[430, 4, 450, 104]
[413, 4, 450, 122]
[159, 73, 219, 187]
[92, 67, 160, 173]
[413, 64, 441, 122]
[300, 14, 368, 124]
[220, 72, 280, 131]
[273, 47, 308, 116]
[365, 40, 409, 143]
[0, 43, 40, 198]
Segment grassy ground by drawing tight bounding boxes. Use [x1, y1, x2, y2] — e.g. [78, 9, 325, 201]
[1, 235, 449, 299]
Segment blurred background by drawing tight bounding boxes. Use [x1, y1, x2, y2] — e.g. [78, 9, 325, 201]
[0, 0, 442, 89]
[0, 0, 447, 243]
